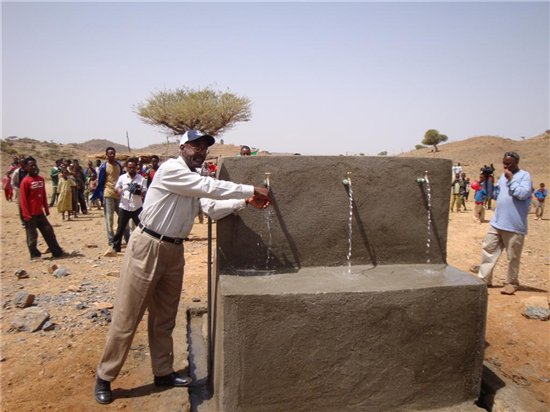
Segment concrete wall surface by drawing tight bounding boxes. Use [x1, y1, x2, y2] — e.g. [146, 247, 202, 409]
[216, 156, 451, 271]
[212, 265, 487, 412]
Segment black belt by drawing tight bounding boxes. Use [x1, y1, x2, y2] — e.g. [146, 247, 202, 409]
[139, 223, 184, 244]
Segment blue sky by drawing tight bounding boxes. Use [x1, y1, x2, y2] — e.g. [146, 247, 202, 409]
[2, 1, 549, 155]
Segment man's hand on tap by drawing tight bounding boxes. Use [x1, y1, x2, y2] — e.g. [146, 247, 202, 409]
[247, 187, 271, 209]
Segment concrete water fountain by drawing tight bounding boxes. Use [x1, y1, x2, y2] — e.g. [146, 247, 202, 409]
[201, 156, 487, 412]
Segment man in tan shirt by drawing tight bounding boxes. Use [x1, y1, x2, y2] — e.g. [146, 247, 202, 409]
[90, 147, 127, 246]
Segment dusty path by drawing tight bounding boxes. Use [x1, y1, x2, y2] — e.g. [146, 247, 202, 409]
[1, 196, 549, 411]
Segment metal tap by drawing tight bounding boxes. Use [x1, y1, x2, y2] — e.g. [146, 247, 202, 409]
[417, 171, 429, 186]
[343, 172, 352, 186]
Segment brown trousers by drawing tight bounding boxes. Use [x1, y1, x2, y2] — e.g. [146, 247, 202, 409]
[97, 228, 184, 381]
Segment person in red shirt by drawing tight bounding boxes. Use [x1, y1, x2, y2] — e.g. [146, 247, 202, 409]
[145, 155, 160, 188]
[2, 171, 14, 201]
[20, 157, 63, 259]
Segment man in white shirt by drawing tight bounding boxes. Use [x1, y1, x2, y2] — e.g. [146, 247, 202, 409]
[451, 162, 462, 177]
[94, 130, 271, 405]
[112, 158, 146, 253]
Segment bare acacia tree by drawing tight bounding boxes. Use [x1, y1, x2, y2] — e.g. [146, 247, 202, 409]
[134, 86, 252, 139]
[422, 129, 448, 152]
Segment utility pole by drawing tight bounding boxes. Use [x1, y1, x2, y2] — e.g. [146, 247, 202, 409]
[126, 131, 131, 153]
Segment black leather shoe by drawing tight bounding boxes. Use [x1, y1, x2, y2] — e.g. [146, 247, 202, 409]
[94, 376, 113, 404]
[154, 372, 192, 387]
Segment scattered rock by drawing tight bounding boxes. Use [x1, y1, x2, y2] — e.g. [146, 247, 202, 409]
[192, 297, 201, 302]
[15, 270, 29, 279]
[13, 292, 35, 308]
[86, 244, 99, 248]
[53, 267, 69, 278]
[103, 249, 117, 258]
[47, 264, 58, 274]
[95, 302, 114, 310]
[521, 296, 549, 321]
[66, 285, 80, 292]
[41, 321, 55, 331]
[106, 271, 120, 278]
[501, 284, 517, 295]
[75, 303, 86, 310]
[10, 307, 50, 332]
[87, 312, 98, 319]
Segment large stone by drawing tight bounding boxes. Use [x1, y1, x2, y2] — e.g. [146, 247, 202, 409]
[15, 269, 29, 279]
[521, 296, 549, 321]
[10, 307, 50, 332]
[53, 267, 69, 278]
[13, 292, 35, 308]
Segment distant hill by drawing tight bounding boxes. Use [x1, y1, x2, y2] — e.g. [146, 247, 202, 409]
[2, 133, 548, 185]
[137, 140, 266, 161]
[76, 139, 131, 154]
[396, 133, 550, 184]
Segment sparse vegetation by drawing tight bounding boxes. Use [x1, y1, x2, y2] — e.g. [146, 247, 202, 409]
[415, 144, 427, 150]
[378, 151, 388, 156]
[0, 140, 18, 155]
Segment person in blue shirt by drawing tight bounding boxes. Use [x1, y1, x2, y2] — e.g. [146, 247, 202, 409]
[533, 183, 547, 220]
[473, 174, 487, 224]
[476, 151, 532, 295]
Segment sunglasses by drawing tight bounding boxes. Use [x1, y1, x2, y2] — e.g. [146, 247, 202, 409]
[185, 144, 209, 155]
[504, 152, 519, 161]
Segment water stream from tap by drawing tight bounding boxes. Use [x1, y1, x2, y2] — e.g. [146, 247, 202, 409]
[265, 175, 273, 269]
[265, 207, 273, 269]
[426, 180, 432, 263]
[347, 184, 353, 274]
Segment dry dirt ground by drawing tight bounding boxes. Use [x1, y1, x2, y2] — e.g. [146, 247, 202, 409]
[1, 193, 549, 411]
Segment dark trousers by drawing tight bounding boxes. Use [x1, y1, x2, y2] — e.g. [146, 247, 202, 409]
[78, 189, 88, 214]
[113, 207, 142, 252]
[25, 214, 63, 258]
[49, 185, 58, 207]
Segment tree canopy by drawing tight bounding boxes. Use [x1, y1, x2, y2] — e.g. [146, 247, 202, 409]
[422, 129, 448, 152]
[134, 86, 252, 139]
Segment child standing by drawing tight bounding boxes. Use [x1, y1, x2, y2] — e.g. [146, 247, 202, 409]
[88, 174, 101, 210]
[57, 169, 76, 220]
[473, 174, 487, 224]
[2, 171, 14, 201]
[71, 169, 80, 218]
[534, 183, 547, 220]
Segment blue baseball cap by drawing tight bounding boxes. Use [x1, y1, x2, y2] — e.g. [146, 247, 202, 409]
[179, 130, 215, 147]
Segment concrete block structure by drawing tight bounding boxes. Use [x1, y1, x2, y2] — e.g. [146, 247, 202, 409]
[210, 156, 487, 412]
